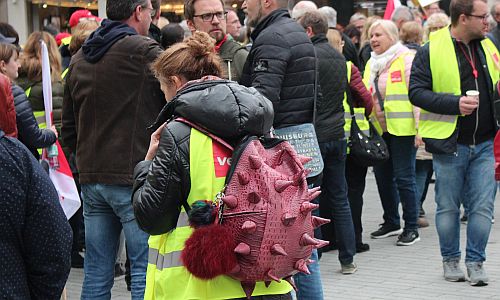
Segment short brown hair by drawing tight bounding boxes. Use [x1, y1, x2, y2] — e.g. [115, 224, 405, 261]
[184, 0, 225, 20]
[151, 31, 222, 83]
[298, 11, 328, 35]
[450, 0, 487, 26]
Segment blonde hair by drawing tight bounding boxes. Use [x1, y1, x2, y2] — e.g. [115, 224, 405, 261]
[360, 16, 381, 48]
[399, 21, 423, 45]
[424, 12, 450, 41]
[326, 28, 343, 53]
[19, 31, 62, 82]
[69, 21, 100, 56]
[151, 31, 223, 84]
[368, 20, 399, 44]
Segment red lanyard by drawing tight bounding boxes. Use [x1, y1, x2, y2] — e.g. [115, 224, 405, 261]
[458, 42, 478, 79]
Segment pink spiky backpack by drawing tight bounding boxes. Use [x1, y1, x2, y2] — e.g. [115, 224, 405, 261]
[177, 118, 330, 299]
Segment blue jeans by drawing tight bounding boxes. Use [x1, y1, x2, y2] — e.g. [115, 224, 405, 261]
[433, 140, 495, 262]
[318, 139, 356, 264]
[293, 249, 323, 300]
[373, 134, 418, 230]
[294, 183, 324, 300]
[81, 184, 148, 300]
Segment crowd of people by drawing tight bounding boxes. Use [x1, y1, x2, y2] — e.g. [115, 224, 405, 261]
[0, 0, 499, 298]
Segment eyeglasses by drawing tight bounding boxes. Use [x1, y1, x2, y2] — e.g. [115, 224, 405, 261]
[193, 11, 227, 22]
[465, 13, 490, 22]
[142, 6, 156, 18]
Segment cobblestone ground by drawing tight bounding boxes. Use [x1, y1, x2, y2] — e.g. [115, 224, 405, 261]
[66, 173, 500, 299]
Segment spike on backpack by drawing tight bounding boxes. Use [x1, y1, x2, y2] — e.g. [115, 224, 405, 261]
[178, 119, 330, 299]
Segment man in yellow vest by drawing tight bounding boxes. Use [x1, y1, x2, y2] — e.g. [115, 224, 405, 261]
[409, 0, 499, 287]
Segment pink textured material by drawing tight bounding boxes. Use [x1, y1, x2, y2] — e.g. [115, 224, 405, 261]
[220, 139, 330, 297]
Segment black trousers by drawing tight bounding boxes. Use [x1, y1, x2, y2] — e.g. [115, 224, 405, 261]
[345, 155, 368, 245]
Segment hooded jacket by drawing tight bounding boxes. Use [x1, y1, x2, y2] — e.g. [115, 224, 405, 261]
[62, 20, 164, 185]
[82, 19, 137, 63]
[132, 79, 274, 235]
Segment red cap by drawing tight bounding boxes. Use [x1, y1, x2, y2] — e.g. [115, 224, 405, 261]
[69, 9, 99, 28]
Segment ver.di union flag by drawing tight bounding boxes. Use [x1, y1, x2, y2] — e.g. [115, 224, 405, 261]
[383, 0, 402, 20]
[40, 40, 81, 219]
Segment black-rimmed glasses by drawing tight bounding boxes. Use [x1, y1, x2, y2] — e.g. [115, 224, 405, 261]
[465, 13, 490, 22]
[193, 12, 227, 22]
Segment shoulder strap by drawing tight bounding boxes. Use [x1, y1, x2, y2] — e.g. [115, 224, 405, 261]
[175, 117, 234, 151]
[313, 48, 318, 125]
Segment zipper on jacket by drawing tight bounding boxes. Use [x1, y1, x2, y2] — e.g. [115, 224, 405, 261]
[466, 44, 479, 146]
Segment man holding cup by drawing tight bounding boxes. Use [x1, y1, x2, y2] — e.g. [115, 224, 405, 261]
[409, 0, 499, 287]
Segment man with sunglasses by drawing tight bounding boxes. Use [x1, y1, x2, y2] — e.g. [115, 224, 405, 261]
[410, 0, 498, 287]
[61, 0, 164, 298]
[185, 0, 248, 82]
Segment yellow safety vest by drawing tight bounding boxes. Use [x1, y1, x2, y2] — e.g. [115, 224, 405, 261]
[61, 36, 72, 46]
[419, 27, 500, 139]
[145, 128, 291, 300]
[343, 61, 370, 139]
[25, 87, 46, 155]
[363, 53, 416, 136]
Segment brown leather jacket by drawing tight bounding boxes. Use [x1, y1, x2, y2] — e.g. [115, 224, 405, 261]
[62, 34, 164, 185]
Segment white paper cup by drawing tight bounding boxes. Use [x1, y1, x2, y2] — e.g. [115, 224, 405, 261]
[466, 90, 480, 101]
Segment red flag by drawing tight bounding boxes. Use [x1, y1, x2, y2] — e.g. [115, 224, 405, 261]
[383, 0, 402, 20]
[40, 40, 81, 219]
[46, 141, 81, 218]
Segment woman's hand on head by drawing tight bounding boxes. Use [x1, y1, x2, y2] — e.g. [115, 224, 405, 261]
[145, 123, 167, 161]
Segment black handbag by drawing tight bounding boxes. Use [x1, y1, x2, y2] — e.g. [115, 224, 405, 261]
[346, 81, 389, 167]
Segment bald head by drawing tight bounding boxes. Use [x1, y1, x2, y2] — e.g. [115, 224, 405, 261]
[292, 1, 317, 19]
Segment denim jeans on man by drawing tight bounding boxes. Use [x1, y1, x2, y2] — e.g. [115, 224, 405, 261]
[293, 182, 324, 300]
[80, 184, 148, 300]
[318, 139, 356, 264]
[433, 140, 495, 262]
[373, 134, 418, 230]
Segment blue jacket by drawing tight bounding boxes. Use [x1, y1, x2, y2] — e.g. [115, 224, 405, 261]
[0, 130, 72, 299]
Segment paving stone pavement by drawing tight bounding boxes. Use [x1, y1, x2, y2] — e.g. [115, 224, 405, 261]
[66, 173, 500, 299]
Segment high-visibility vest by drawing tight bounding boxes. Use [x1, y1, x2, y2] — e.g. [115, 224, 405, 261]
[419, 27, 500, 139]
[343, 61, 370, 140]
[363, 53, 416, 136]
[60, 36, 72, 46]
[145, 128, 292, 300]
[25, 86, 46, 155]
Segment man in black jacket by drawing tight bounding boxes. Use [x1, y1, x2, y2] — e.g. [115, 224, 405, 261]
[240, 0, 323, 298]
[409, 0, 496, 286]
[298, 11, 358, 276]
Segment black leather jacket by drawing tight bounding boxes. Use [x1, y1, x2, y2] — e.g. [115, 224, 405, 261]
[132, 80, 274, 235]
[12, 84, 56, 158]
